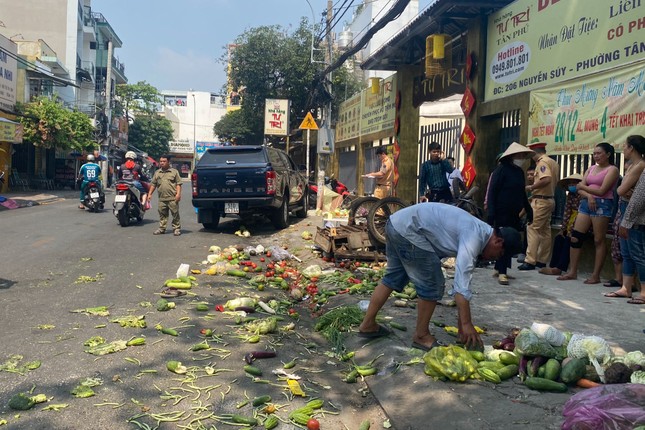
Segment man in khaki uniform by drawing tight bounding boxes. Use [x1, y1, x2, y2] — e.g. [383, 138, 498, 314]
[147, 155, 182, 236]
[519, 141, 560, 270]
[363, 146, 393, 198]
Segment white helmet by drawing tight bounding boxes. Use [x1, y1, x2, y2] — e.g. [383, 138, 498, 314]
[86, 154, 95, 161]
[125, 151, 137, 160]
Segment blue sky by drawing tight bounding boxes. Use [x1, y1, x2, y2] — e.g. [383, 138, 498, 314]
[92, 0, 335, 94]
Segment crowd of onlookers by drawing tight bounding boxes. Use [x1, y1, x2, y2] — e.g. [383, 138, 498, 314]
[482, 135, 645, 306]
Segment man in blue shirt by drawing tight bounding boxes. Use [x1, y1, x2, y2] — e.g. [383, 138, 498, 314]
[419, 142, 454, 203]
[78, 154, 103, 209]
[358, 203, 522, 351]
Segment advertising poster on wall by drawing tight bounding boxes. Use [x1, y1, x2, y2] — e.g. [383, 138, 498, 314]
[264, 99, 290, 136]
[485, 0, 645, 101]
[335, 92, 361, 142]
[528, 60, 645, 155]
[360, 74, 397, 137]
[0, 35, 17, 112]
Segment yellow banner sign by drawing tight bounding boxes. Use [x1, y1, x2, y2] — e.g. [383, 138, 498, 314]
[528, 60, 645, 154]
[486, 0, 645, 101]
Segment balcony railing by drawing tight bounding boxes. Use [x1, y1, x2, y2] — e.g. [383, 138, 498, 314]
[112, 57, 125, 75]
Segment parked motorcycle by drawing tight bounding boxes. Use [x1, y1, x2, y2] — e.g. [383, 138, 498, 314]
[80, 181, 104, 212]
[113, 180, 144, 226]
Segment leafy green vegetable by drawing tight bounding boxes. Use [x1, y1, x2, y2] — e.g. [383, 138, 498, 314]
[83, 336, 105, 347]
[0, 355, 41, 375]
[85, 340, 128, 355]
[110, 315, 146, 328]
[71, 385, 95, 398]
[70, 306, 110, 317]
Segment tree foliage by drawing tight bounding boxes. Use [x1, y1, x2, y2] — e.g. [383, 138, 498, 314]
[115, 81, 161, 119]
[212, 109, 254, 144]
[17, 97, 95, 151]
[127, 115, 174, 160]
[217, 19, 363, 143]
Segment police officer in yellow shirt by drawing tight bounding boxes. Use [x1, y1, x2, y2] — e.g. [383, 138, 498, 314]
[519, 141, 560, 270]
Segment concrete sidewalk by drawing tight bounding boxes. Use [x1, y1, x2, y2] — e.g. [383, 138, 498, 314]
[349, 256, 645, 429]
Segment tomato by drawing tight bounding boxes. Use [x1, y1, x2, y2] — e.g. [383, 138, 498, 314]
[306, 418, 320, 430]
[260, 257, 265, 262]
[266, 251, 272, 257]
[339, 262, 345, 268]
[227, 255, 233, 261]
[281, 273, 289, 279]
[267, 263, 275, 269]
[310, 277, 318, 282]
[251, 263, 257, 269]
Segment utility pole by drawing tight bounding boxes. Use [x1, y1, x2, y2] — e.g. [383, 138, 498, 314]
[102, 39, 113, 187]
[316, 0, 334, 210]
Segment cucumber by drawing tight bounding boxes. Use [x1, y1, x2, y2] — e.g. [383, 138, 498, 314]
[243, 365, 263, 376]
[496, 364, 519, 381]
[195, 303, 209, 312]
[524, 376, 567, 393]
[469, 350, 486, 362]
[251, 395, 271, 407]
[388, 322, 407, 331]
[544, 358, 561, 381]
[499, 351, 520, 365]
[231, 414, 258, 426]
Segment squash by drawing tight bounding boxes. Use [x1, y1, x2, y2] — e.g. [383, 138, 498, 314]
[560, 358, 586, 384]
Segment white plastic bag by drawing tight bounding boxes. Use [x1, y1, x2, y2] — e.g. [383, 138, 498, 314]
[176, 263, 190, 278]
[531, 322, 565, 346]
[567, 333, 612, 383]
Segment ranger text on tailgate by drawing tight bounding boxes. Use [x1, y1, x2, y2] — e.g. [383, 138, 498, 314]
[191, 145, 308, 230]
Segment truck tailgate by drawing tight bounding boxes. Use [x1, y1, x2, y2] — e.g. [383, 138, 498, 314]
[194, 165, 269, 199]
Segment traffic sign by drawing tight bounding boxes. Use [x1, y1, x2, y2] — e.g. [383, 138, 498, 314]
[299, 112, 318, 130]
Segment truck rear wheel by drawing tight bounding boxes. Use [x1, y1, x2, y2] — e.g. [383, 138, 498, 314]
[294, 190, 308, 218]
[202, 218, 220, 230]
[271, 196, 289, 229]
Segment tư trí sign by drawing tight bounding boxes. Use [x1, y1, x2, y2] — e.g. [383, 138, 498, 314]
[264, 99, 290, 136]
[0, 35, 17, 112]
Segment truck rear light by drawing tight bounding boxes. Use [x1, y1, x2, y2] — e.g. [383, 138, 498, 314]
[266, 171, 276, 195]
[191, 173, 198, 197]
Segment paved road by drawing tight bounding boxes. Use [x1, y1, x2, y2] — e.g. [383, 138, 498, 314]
[1, 186, 643, 429]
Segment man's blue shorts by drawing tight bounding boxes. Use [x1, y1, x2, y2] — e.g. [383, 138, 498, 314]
[380, 220, 445, 301]
[578, 198, 613, 218]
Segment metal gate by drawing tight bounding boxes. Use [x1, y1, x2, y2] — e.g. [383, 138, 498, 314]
[418, 118, 463, 173]
[499, 110, 521, 154]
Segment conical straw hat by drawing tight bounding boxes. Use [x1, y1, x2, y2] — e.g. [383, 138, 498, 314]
[500, 142, 534, 160]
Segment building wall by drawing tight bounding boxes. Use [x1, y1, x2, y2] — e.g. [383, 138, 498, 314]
[347, 0, 418, 81]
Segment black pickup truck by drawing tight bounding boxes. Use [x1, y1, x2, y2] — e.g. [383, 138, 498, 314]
[191, 145, 308, 230]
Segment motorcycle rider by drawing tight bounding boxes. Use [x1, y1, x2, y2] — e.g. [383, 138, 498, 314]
[78, 154, 103, 209]
[118, 151, 150, 209]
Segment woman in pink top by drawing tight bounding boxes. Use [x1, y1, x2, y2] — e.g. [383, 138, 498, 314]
[558, 142, 619, 284]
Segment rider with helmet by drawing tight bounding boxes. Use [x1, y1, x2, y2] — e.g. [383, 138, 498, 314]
[118, 151, 150, 208]
[78, 154, 104, 209]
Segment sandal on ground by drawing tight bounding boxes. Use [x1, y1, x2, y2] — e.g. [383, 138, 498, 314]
[173, 229, 181, 236]
[78, 204, 85, 209]
[153, 229, 165, 235]
[584, 278, 601, 285]
[603, 290, 630, 298]
[603, 279, 621, 288]
[539, 267, 562, 275]
[627, 297, 645, 305]
[557, 273, 577, 281]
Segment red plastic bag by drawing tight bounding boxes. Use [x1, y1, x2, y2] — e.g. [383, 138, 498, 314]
[562, 384, 645, 430]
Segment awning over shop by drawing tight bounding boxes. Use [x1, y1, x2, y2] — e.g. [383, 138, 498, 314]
[26, 69, 79, 88]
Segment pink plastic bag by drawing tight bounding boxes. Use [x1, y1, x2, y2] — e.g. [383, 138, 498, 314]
[562, 384, 645, 430]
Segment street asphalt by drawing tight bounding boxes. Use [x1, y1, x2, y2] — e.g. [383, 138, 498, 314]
[0, 185, 643, 429]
